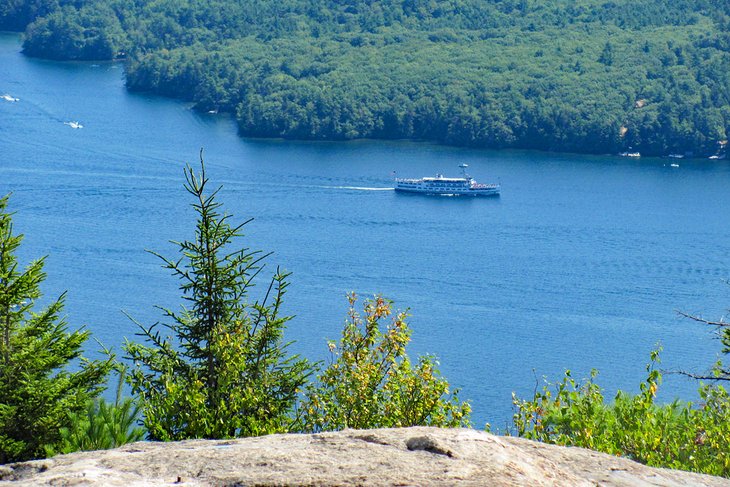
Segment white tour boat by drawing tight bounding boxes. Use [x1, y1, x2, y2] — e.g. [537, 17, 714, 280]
[394, 164, 500, 196]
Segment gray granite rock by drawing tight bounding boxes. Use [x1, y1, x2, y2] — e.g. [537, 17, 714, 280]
[0, 427, 727, 486]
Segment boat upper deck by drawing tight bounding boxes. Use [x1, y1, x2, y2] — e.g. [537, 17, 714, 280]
[396, 176, 469, 183]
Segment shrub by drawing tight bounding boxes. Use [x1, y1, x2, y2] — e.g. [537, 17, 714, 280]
[512, 350, 730, 477]
[300, 294, 470, 432]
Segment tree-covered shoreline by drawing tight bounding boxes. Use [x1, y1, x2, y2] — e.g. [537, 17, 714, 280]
[2, 0, 729, 156]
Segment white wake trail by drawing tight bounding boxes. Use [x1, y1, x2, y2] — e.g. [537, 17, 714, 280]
[329, 186, 394, 191]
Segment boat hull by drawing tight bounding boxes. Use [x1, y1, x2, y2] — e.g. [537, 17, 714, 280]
[394, 186, 500, 196]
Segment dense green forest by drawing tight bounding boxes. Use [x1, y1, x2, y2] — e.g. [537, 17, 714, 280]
[3, 0, 730, 156]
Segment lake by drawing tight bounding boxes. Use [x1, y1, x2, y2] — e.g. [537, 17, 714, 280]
[2, 33, 729, 429]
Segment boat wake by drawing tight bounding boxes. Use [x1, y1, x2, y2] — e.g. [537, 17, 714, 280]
[330, 186, 394, 191]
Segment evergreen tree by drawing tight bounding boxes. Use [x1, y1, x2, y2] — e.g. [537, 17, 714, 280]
[0, 195, 112, 463]
[50, 366, 145, 455]
[124, 155, 309, 441]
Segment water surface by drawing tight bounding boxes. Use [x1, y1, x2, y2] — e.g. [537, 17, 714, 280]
[2, 33, 729, 428]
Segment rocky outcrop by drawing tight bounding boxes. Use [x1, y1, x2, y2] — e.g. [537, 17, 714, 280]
[1, 427, 728, 486]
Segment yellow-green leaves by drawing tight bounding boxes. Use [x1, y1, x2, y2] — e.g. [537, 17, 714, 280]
[512, 350, 730, 477]
[300, 294, 470, 432]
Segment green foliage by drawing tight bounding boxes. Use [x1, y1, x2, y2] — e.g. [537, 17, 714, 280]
[0, 194, 113, 463]
[22, 3, 127, 60]
[512, 350, 730, 477]
[10, 0, 730, 156]
[124, 156, 309, 441]
[300, 294, 470, 432]
[48, 367, 145, 455]
[0, 0, 61, 32]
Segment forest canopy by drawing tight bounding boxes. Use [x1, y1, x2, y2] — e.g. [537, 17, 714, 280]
[4, 0, 730, 156]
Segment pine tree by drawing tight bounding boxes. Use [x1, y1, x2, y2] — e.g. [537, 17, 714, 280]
[124, 156, 309, 441]
[0, 195, 112, 463]
[51, 366, 145, 455]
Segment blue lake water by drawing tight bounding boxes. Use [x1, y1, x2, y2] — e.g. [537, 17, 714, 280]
[2, 32, 729, 429]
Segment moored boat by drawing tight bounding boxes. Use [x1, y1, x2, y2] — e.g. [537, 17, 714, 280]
[394, 164, 500, 196]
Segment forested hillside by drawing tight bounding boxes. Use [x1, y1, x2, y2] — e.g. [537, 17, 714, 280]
[3, 0, 730, 156]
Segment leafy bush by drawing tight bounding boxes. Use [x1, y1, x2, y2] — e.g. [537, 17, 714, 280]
[124, 158, 309, 441]
[512, 350, 730, 477]
[300, 294, 470, 432]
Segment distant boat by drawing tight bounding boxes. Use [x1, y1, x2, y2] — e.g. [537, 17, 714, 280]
[64, 121, 83, 129]
[619, 151, 641, 158]
[1, 94, 19, 102]
[670, 163, 680, 168]
[394, 164, 500, 196]
[668, 153, 684, 159]
[709, 154, 726, 160]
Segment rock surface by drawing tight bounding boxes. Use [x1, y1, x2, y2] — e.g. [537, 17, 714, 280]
[1, 427, 728, 486]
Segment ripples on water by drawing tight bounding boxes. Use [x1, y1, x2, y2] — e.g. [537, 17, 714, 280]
[2, 33, 730, 428]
